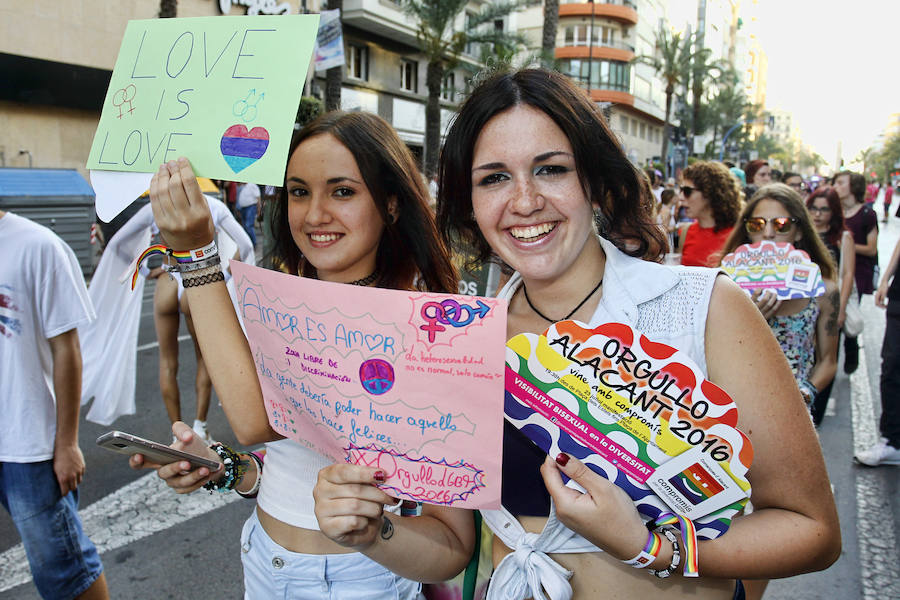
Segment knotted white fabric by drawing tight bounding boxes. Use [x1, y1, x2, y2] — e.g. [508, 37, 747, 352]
[482, 501, 602, 600]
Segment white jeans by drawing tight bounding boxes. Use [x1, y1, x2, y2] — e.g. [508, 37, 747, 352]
[240, 509, 423, 600]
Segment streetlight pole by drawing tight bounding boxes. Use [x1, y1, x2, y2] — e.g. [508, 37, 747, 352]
[587, 0, 595, 96]
[719, 117, 768, 162]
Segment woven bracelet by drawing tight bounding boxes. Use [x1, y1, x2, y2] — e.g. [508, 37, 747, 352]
[177, 255, 222, 273]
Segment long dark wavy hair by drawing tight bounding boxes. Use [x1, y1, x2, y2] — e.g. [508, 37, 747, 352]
[270, 111, 457, 293]
[805, 186, 844, 249]
[720, 183, 836, 282]
[436, 68, 665, 267]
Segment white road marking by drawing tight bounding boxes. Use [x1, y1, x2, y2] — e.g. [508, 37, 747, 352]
[136, 334, 191, 353]
[850, 337, 900, 600]
[0, 472, 242, 592]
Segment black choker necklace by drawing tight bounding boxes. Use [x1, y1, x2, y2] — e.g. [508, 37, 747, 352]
[347, 271, 379, 286]
[522, 277, 603, 323]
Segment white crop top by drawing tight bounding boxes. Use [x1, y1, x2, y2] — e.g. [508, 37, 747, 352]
[256, 439, 331, 530]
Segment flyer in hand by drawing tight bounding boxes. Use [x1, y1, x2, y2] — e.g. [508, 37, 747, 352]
[720, 241, 825, 299]
[505, 320, 753, 539]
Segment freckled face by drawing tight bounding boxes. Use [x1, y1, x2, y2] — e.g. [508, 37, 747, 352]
[469, 105, 597, 283]
[285, 134, 386, 282]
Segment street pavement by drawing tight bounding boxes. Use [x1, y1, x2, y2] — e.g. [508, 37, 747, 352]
[1, 207, 898, 599]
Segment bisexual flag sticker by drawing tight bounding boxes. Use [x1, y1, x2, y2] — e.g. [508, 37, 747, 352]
[220, 125, 269, 173]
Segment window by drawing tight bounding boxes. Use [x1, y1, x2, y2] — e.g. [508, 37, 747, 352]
[560, 59, 631, 92]
[564, 25, 617, 47]
[631, 119, 637, 136]
[621, 115, 629, 130]
[465, 12, 477, 56]
[442, 72, 456, 101]
[639, 122, 646, 139]
[400, 59, 418, 93]
[347, 44, 368, 80]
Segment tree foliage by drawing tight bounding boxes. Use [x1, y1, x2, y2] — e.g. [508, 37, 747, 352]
[401, 0, 524, 178]
[632, 28, 694, 177]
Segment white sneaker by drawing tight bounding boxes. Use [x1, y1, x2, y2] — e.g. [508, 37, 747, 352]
[192, 421, 215, 446]
[855, 441, 900, 466]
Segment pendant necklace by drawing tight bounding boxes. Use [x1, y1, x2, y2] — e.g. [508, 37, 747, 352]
[522, 277, 603, 323]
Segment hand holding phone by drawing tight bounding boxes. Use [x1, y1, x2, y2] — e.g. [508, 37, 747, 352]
[97, 430, 222, 472]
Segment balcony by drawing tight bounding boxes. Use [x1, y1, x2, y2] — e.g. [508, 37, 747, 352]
[559, 1, 638, 26]
[341, 0, 420, 48]
[555, 40, 634, 63]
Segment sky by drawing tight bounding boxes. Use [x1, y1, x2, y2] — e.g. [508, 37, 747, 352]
[751, 0, 899, 169]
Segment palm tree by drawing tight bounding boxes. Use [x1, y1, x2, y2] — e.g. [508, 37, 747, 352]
[687, 48, 726, 154]
[541, 0, 559, 68]
[401, 1, 524, 178]
[324, 0, 343, 111]
[633, 28, 693, 178]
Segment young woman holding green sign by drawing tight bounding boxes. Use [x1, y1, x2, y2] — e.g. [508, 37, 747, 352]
[436, 68, 840, 599]
[132, 111, 473, 598]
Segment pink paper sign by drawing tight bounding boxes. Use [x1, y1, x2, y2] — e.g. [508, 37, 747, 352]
[231, 262, 507, 509]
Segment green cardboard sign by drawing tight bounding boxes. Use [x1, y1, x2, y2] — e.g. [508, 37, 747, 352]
[87, 15, 318, 186]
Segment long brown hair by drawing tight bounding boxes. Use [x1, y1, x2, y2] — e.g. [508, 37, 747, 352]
[270, 111, 457, 293]
[437, 68, 665, 267]
[720, 183, 836, 282]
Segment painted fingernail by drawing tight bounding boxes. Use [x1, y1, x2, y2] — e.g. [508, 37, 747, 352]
[555, 453, 570, 467]
[374, 470, 386, 483]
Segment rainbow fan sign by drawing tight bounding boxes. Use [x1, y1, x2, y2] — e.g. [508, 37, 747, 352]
[87, 15, 318, 185]
[720, 241, 825, 299]
[505, 321, 753, 539]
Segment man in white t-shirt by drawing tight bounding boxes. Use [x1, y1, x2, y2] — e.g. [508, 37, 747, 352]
[236, 182, 261, 247]
[0, 211, 108, 599]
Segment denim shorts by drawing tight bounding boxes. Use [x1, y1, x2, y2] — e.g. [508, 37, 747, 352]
[240, 509, 424, 600]
[0, 460, 103, 600]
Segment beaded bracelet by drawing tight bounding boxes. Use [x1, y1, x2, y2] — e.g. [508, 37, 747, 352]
[648, 527, 681, 578]
[182, 268, 225, 288]
[202, 443, 247, 493]
[236, 451, 264, 498]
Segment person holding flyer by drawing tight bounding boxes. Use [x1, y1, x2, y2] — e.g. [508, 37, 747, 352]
[132, 112, 473, 598]
[719, 184, 840, 409]
[436, 68, 839, 600]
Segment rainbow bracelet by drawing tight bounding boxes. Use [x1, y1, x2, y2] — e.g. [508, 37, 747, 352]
[622, 530, 664, 568]
[651, 512, 699, 577]
[130, 241, 218, 290]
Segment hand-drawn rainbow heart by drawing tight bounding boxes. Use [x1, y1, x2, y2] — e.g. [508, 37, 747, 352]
[220, 125, 269, 173]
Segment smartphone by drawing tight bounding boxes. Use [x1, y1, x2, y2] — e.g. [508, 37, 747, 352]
[96, 431, 222, 472]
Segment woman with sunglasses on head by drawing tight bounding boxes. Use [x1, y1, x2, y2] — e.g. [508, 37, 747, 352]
[805, 186, 855, 426]
[438, 68, 839, 600]
[677, 161, 742, 267]
[132, 111, 474, 598]
[720, 184, 840, 412]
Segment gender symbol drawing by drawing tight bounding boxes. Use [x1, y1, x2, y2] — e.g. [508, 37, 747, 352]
[233, 89, 265, 123]
[112, 85, 137, 119]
